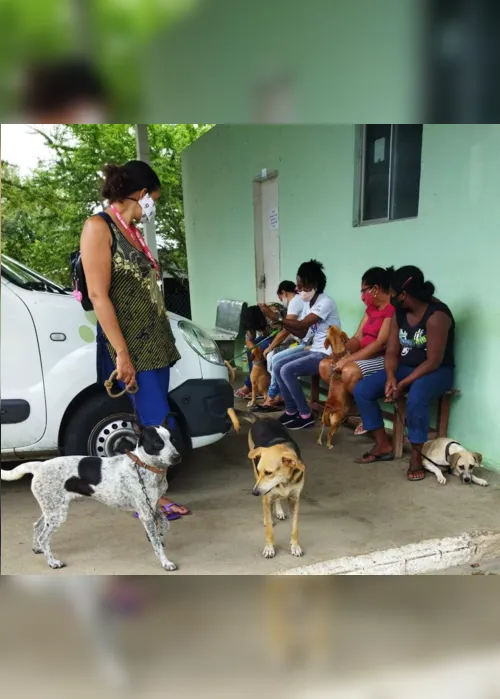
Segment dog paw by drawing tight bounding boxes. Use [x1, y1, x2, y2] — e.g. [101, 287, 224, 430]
[290, 543, 303, 557]
[437, 475, 447, 485]
[275, 509, 287, 521]
[49, 559, 66, 569]
[262, 545, 276, 558]
[475, 478, 488, 487]
[162, 560, 178, 571]
[32, 547, 43, 555]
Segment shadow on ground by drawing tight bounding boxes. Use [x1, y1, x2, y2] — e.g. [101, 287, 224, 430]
[2, 412, 499, 574]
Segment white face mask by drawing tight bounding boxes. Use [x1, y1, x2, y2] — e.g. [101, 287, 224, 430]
[299, 289, 316, 302]
[138, 193, 156, 223]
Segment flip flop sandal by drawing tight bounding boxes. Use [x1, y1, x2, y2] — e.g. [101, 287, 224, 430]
[161, 502, 191, 518]
[407, 468, 425, 481]
[133, 502, 190, 522]
[252, 404, 281, 413]
[234, 389, 250, 398]
[355, 452, 394, 464]
[354, 423, 368, 436]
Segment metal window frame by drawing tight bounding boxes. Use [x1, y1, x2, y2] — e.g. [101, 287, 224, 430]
[354, 124, 419, 228]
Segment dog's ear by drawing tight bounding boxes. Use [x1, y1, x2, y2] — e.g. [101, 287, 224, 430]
[281, 455, 296, 468]
[449, 452, 462, 469]
[248, 447, 263, 460]
[341, 331, 349, 344]
[472, 452, 483, 465]
[324, 336, 331, 351]
[282, 453, 305, 476]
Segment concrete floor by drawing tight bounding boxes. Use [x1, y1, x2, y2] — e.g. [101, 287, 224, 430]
[2, 417, 499, 575]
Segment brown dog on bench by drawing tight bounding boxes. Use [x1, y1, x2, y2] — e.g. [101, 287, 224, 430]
[317, 325, 350, 450]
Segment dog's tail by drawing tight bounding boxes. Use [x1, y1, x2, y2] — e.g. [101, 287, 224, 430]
[227, 407, 257, 433]
[224, 361, 236, 384]
[1, 462, 40, 481]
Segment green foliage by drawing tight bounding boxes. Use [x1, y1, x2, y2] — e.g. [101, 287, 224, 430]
[1, 124, 211, 285]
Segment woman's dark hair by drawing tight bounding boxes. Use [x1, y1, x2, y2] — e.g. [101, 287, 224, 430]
[390, 265, 435, 303]
[296, 259, 327, 293]
[243, 305, 268, 333]
[362, 267, 392, 293]
[277, 280, 296, 295]
[23, 57, 105, 115]
[101, 160, 161, 201]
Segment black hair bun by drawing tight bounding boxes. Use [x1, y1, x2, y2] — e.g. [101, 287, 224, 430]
[421, 280, 436, 301]
[101, 163, 131, 201]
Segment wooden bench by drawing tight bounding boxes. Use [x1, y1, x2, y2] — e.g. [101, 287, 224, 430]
[309, 375, 460, 458]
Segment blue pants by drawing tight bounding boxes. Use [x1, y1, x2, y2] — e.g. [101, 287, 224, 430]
[98, 324, 173, 427]
[267, 343, 306, 398]
[274, 349, 326, 416]
[353, 365, 454, 444]
[244, 336, 273, 389]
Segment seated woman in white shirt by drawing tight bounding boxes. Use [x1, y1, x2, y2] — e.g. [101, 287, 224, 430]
[254, 280, 307, 412]
[261, 259, 341, 430]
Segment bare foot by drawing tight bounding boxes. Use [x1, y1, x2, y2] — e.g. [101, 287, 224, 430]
[158, 497, 190, 516]
[234, 387, 251, 398]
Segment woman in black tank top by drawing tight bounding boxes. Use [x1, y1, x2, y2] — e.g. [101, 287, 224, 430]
[353, 266, 455, 482]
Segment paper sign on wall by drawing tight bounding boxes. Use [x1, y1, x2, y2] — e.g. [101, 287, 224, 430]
[374, 137, 385, 163]
[269, 207, 279, 230]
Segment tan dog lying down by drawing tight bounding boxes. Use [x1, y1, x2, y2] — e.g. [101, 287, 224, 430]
[421, 438, 487, 486]
[248, 417, 305, 559]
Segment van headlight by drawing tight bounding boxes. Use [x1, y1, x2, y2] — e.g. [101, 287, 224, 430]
[178, 321, 223, 365]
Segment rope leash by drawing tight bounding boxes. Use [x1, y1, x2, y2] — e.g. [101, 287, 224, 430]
[104, 369, 139, 398]
[392, 398, 450, 472]
[103, 369, 162, 522]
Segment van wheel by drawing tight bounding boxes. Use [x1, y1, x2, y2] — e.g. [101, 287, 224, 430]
[62, 393, 182, 481]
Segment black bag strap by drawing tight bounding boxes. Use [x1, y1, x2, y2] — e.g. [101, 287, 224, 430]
[96, 211, 117, 254]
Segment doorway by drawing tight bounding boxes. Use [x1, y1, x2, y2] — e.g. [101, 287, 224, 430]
[253, 172, 280, 304]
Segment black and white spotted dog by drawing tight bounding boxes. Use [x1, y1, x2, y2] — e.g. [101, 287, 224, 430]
[1, 425, 181, 571]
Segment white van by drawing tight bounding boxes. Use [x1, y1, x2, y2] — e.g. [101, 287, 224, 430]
[1, 255, 234, 464]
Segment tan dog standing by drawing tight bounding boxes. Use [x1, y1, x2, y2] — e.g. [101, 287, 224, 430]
[248, 417, 305, 558]
[317, 325, 350, 449]
[421, 438, 487, 486]
[246, 339, 271, 408]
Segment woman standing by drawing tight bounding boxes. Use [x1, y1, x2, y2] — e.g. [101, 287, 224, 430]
[353, 266, 455, 481]
[80, 160, 189, 519]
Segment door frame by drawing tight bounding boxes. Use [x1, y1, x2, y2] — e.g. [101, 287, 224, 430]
[253, 170, 279, 304]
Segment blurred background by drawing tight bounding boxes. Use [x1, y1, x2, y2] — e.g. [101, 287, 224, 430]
[0, 0, 499, 124]
[0, 576, 499, 697]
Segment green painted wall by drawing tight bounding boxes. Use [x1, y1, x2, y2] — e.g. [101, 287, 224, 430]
[147, 0, 419, 123]
[182, 125, 500, 469]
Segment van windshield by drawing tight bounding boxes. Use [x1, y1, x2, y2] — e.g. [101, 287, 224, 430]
[1, 256, 69, 294]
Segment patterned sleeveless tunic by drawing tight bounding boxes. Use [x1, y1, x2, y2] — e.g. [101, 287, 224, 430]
[101, 214, 181, 373]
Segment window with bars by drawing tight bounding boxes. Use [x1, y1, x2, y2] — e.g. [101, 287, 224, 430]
[355, 124, 423, 225]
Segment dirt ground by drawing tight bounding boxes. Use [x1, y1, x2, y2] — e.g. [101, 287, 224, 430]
[2, 416, 499, 575]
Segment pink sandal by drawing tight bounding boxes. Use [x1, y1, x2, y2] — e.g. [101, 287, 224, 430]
[234, 388, 250, 398]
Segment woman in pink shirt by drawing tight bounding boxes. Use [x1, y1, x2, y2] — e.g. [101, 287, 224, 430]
[333, 267, 394, 434]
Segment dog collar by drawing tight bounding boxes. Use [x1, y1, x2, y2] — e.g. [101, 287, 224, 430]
[126, 450, 165, 475]
[444, 440, 461, 474]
